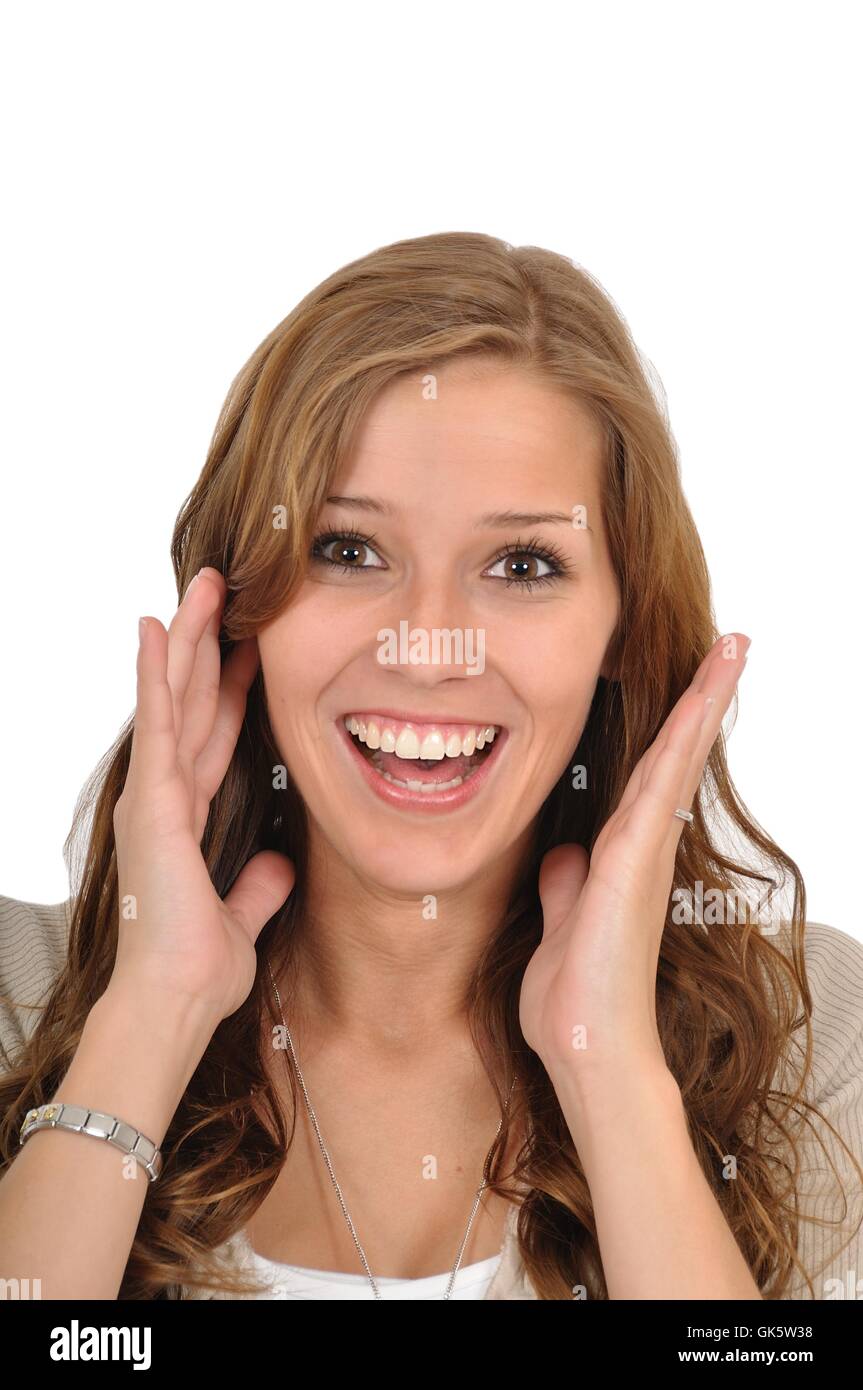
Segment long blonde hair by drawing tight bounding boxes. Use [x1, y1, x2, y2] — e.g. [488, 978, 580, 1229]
[2, 231, 860, 1298]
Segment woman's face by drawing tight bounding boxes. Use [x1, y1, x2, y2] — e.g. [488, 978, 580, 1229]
[257, 359, 620, 895]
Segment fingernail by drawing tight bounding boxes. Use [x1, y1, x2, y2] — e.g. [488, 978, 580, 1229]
[183, 572, 201, 602]
[138, 617, 148, 644]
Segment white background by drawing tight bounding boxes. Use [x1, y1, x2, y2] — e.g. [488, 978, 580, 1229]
[1, 2, 859, 940]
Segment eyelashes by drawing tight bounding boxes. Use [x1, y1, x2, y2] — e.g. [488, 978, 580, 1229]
[310, 526, 383, 572]
[309, 527, 574, 593]
[487, 534, 574, 591]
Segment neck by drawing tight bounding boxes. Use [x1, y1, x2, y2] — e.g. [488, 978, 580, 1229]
[280, 827, 534, 1062]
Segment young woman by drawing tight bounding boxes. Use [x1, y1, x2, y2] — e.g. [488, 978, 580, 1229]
[1, 231, 861, 1301]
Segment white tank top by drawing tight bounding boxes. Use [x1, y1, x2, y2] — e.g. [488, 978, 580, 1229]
[234, 1228, 502, 1300]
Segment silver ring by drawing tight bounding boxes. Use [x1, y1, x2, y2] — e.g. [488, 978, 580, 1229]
[673, 807, 694, 822]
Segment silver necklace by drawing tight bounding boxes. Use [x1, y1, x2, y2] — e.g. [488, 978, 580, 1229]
[267, 960, 516, 1300]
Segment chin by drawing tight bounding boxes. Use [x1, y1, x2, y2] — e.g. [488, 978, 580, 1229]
[335, 830, 495, 899]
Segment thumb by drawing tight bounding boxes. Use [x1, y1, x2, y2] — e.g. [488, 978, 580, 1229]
[538, 843, 589, 939]
[223, 850, 296, 944]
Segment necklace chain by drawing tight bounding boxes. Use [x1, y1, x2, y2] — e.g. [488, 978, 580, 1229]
[267, 960, 515, 1300]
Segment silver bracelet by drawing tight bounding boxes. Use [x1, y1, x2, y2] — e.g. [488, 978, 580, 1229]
[19, 1102, 164, 1182]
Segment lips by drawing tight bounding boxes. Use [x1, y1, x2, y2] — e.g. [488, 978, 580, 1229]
[334, 710, 509, 813]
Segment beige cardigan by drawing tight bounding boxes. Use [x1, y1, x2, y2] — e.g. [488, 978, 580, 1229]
[1, 893, 861, 1300]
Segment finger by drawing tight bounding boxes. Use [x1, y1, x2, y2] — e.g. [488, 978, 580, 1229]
[627, 636, 749, 854]
[193, 637, 261, 804]
[165, 568, 226, 745]
[222, 850, 296, 946]
[538, 844, 590, 939]
[177, 578, 228, 769]
[611, 642, 720, 821]
[676, 634, 750, 812]
[614, 632, 742, 821]
[127, 616, 177, 791]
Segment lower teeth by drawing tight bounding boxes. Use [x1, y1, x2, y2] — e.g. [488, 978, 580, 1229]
[369, 751, 482, 793]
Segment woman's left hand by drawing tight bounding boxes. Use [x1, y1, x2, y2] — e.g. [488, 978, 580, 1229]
[519, 632, 751, 1087]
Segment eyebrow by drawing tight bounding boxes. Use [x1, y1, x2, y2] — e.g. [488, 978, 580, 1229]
[476, 508, 591, 531]
[325, 496, 593, 532]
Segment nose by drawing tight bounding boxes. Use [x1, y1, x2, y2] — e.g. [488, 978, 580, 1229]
[374, 571, 485, 683]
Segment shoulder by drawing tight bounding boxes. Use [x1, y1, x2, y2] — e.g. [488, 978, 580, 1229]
[0, 893, 72, 1070]
[772, 920, 863, 1097]
[770, 921, 863, 1298]
[797, 918, 863, 1018]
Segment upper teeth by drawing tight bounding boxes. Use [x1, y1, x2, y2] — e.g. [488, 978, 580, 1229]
[343, 716, 499, 760]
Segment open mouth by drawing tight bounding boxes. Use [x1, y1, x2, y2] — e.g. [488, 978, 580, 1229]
[340, 713, 506, 796]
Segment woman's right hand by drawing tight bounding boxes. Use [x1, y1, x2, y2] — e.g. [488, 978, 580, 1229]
[109, 567, 296, 1023]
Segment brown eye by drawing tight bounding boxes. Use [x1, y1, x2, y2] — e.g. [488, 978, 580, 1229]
[311, 530, 386, 572]
[329, 540, 367, 566]
[500, 553, 543, 581]
[485, 549, 556, 584]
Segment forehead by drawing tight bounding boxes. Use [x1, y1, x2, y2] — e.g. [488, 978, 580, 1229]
[337, 362, 606, 505]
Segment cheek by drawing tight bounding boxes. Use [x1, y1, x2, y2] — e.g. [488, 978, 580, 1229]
[497, 614, 604, 716]
[258, 591, 355, 691]
[497, 637, 607, 788]
[256, 624, 331, 752]
[259, 573, 392, 688]
[524, 667, 596, 756]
